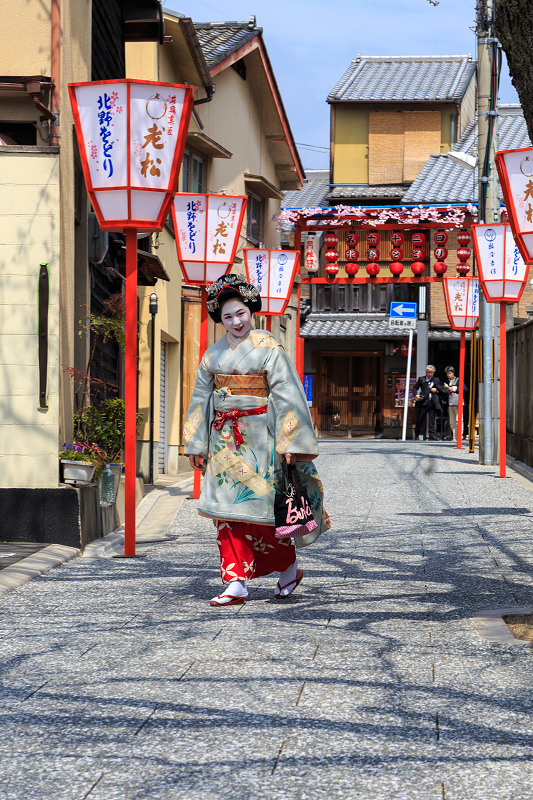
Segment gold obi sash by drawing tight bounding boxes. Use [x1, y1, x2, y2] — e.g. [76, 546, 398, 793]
[214, 373, 269, 397]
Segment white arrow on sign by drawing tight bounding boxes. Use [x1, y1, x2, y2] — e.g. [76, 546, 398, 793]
[394, 304, 407, 315]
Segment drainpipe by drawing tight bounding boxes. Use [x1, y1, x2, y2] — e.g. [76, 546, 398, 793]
[50, 0, 60, 146]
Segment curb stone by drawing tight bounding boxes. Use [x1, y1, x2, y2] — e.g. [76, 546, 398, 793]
[0, 544, 79, 598]
[471, 606, 533, 645]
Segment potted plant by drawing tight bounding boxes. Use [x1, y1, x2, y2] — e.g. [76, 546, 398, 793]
[60, 442, 106, 485]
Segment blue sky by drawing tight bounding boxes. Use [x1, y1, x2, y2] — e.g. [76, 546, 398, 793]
[164, 0, 520, 170]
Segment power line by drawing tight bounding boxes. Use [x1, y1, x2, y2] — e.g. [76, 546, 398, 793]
[295, 142, 329, 153]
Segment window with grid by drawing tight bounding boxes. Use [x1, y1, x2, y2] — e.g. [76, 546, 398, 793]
[246, 192, 263, 245]
[182, 151, 206, 192]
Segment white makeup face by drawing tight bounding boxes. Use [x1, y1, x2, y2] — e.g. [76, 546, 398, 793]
[220, 298, 252, 337]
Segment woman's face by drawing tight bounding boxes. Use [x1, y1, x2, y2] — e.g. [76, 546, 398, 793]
[220, 299, 252, 337]
[446, 371, 455, 381]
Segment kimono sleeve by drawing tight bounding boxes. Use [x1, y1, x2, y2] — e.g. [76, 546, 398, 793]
[183, 351, 214, 458]
[265, 345, 319, 458]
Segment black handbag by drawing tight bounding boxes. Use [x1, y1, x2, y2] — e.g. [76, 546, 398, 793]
[274, 460, 318, 540]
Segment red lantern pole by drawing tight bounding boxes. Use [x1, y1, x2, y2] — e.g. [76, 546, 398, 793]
[294, 224, 304, 380]
[500, 302, 507, 478]
[265, 316, 272, 332]
[192, 287, 209, 500]
[457, 331, 466, 450]
[124, 229, 138, 557]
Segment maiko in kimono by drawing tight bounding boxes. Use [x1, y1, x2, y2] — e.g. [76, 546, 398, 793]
[183, 274, 329, 606]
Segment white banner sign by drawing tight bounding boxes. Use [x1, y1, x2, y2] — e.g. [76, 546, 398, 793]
[244, 249, 300, 315]
[172, 194, 247, 284]
[472, 222, 527, 302]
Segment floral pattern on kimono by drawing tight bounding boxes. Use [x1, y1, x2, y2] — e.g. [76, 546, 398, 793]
[216, 520, 296, 582]
[184, 329, 330, 547]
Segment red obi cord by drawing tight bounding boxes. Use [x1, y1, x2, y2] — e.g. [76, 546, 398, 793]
[213, 406, 267, 447]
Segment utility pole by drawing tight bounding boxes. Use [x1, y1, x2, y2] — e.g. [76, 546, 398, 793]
[476, 0, 500, 465]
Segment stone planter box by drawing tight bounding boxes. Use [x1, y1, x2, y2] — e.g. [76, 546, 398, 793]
[60, 460, 96, 485]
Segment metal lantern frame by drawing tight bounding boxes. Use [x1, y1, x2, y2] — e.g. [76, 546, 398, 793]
[69, 79, 194, 232]
[471, 222, 529, 303]
[442, 276, 480, 331]
[495, 146, 533, 264]
[243, 249, 300, 316]
[69, 78, 194, 558]
[171, 193, 248, 285]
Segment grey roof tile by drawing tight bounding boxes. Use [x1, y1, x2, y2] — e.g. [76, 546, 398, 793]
[328, 55, 476, 103]
[283, 177, 330, 208]
[301, 313, 465, 339]
[403, 105, 531, 205]
[194, 21, 260, 68]
[327, 184, 407, 200]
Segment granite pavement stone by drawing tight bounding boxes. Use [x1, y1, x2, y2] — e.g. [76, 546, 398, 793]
[3, 441, 533, 798]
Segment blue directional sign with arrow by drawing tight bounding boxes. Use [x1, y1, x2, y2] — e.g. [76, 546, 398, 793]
[389, 301, 417, 319]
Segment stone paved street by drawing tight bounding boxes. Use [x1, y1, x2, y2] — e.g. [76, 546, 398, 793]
[3, 441, 533, 799]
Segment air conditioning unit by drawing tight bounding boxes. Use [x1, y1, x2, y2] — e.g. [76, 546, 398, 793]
[88, 211, 109, 264]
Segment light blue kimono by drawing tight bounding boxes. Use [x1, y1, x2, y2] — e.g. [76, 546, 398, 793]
[183, 329, 329, 547]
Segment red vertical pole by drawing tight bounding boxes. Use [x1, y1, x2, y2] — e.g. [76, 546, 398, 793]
[192, 286, 209, 500]
[294, 224, 304, 380]
[124, 229, 138, 557]
[265, 315, 272, 332]
[500, 302, 507, 478]
[457, 330, 466, 449]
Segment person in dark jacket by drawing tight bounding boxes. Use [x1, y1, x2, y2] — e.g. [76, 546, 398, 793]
[413, 365, 447, 440]
[443, 366, 467, 441]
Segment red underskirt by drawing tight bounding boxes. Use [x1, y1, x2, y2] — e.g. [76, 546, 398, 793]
[216, 519, 296, 583]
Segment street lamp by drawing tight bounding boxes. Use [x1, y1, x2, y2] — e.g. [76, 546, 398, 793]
[149, 292, 159, 485]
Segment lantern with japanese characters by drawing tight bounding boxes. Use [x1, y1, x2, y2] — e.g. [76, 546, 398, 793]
[442, 277, 480, 330]
[471, 222, 528, 302]
[68, 79, 194, 230]
[495, 147, 533, 263]
[244, 249, 300, 314]
[172, 193, 247, 284]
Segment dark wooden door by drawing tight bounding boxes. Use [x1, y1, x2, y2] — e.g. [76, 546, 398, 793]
[317, 352, 382, 437]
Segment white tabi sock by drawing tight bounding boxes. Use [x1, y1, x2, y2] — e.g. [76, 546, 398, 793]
[277, 558, 299, 597]
[211, 580, 248, 604]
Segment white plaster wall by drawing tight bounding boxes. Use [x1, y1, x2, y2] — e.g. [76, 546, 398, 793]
[0, 152, 60, 488]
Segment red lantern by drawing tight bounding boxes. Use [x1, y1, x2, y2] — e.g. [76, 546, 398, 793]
[434, 247, 448, 260]
[411, 261, 425, 275]
[345, 248, 359, 260]
[367, 247, 379, 261]
[325, 232, 339, 247]
[457, 247, 471, 262]
[412, 248, 425, 260]
[325, 248, 339, 262]
[390, 231, 405, 247]
[434, 231, 448, 245]
[401, 340, 416, 357]
[457, 230, 470, 247]
[346, 232, 359, 246]
[325, 262, 339, 277]
[411, 232, 425, 247]
[390, 247, 404, 261]
[433, 261, 448, 275]
[442, 277, 480, 330]
[390, 261, 404, 276]
[345, 262, 359, 276]
[244, 249, 300, 314]
[471, 222, 529, 302]
[366, 262, 380, 276]
[367, 232, 380, 247]
[456, 263, 470, 275]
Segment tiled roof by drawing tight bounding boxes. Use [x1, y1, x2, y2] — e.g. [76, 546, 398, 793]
[301, 313, 465, 339]
[328, 55, 476, 103]
[327, 185, 407, 201]
[283, 173, 330, 208]
[194, 20, 260, 68]
[403, 105, 531, 205]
